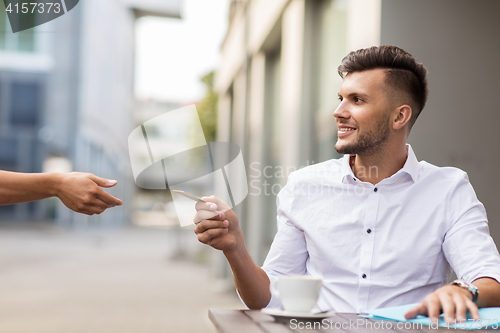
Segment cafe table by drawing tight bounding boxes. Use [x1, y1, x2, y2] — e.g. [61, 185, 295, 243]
[209, 309, 490, 332]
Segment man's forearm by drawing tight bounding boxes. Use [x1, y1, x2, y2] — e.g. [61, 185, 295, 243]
[224, 232, 271, 309]
[0, 171, 61, 205]
[473, 277, 500, 308]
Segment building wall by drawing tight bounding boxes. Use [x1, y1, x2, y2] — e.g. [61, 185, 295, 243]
[66, 0, 182, 229]
[67, 0, 137, 228]
[380, 0, 500, 246]
[0, 0, 181, 225]
[0, 7, 55, 220]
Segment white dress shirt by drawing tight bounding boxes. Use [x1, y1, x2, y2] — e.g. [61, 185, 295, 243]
[261, 145, 500, 312]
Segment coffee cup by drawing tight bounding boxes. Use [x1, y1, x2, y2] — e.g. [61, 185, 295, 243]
[270, 275, 322, 312]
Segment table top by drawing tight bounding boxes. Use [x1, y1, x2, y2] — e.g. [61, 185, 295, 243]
[209, 309, 489, 332]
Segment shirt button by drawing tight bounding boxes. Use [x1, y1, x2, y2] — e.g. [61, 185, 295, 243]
[367, 229, 372, 234]
[374, 188, 378, 192]
[362, 274, 367, 279]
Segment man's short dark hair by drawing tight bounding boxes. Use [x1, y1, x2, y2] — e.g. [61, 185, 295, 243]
[338, 45, 428, 128]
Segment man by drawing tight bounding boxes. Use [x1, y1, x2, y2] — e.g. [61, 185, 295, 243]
[193, 46, 500, 324]
[0, 171, 122, 215]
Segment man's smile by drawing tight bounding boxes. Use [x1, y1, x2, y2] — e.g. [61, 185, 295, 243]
[337, 126, 357, 137]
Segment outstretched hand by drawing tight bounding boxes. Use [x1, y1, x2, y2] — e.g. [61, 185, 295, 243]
[56, 172, 123, 215]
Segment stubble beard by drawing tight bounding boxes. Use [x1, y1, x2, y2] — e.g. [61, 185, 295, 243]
[335, 113, 391, 156]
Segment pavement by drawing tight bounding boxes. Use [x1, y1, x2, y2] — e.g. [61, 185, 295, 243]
[0, 222, 243, 333]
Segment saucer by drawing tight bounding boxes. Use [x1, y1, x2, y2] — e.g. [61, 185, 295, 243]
[261, 308, 336, 322]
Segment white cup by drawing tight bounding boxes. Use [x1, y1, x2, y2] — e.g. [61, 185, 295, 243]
[270, 275, 322, 313]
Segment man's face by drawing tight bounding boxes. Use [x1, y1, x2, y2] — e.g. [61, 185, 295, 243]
[334, 69, 393, 156]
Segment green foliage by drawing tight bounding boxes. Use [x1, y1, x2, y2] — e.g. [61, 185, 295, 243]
[197, 71, 218, 142]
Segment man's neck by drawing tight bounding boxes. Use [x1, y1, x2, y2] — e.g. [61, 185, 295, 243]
[351, 144, 408, 185]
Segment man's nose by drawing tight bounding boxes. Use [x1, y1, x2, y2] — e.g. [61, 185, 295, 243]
[333, 101, 350, 120]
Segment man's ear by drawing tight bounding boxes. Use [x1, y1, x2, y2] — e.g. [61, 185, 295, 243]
[393, 105, 412, 130]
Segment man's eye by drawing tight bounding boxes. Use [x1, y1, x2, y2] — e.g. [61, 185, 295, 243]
[338, 96, 343, 102]
[355, 97, 363, 102]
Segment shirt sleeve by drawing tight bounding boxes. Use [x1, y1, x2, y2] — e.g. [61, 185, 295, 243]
[261, 172, 310, 309]
[443, 173, 500, 284]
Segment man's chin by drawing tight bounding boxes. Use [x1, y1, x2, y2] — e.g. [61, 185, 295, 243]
[335, 143, 353, 155]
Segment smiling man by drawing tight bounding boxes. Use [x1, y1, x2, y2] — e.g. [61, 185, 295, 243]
[193, 46, 500, 323]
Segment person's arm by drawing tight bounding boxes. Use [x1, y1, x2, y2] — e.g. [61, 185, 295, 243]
[474, 277, 500, 308]
[193, 196, 271, 309]
[406, 173, 500, 323]
[0, 170, 123, 215]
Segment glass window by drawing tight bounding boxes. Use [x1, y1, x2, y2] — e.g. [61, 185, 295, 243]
[0, 4, 5, 49]
[0, 4, 36, 52]
[0, 136, 18, 168]
[9, 81, 40, 127]
[17, 18, 35, 52]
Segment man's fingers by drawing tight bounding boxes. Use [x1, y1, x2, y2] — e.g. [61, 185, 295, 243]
[194, 219, 228, 234]
[465, 299, 480, 320]
[407, 296, 441, 323]
[196, 226, 228, 244]
[425, 296, 442, 323]
[201, 195, 231, 212]
[195, 201, 218, 211]
[453, 294, 468, 322]
[405, 286, 481, 326]
[405, 303, 426, 319]
[194, 210, 224, 223]
[440, 293, 456, 323]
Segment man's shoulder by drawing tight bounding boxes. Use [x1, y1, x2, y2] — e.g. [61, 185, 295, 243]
[418, 160, 468, 182]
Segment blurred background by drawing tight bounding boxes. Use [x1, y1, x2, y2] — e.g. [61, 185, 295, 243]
[1, 0, 500, 332]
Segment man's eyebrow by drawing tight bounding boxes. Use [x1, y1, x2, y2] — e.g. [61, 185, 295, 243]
[338, 92, 370, 99]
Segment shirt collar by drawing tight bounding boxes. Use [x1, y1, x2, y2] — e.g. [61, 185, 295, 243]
[340, 154, 356, 183]
[340, 144, 420, 184]
[403, 144, 419, 183]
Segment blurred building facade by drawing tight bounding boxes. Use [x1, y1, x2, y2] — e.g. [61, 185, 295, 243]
[214, 0, 500, 282]
[0, 0, 182, 226]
